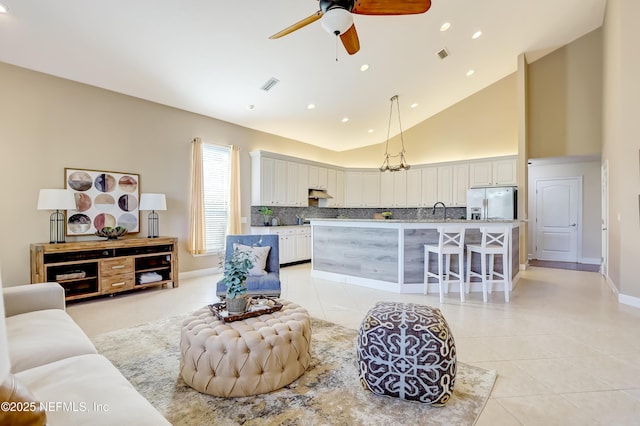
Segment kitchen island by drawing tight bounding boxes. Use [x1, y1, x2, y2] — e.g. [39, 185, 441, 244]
[310, 218, 520, 294]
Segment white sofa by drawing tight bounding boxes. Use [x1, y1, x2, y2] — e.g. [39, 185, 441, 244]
[1, 279, 170, 425]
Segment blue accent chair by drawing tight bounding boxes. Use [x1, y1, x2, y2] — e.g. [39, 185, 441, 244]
[216, 234, 281, 299]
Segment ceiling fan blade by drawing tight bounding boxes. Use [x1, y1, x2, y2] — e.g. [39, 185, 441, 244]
[352, 0, 431, 15]
[340, 24, 360, 55]
[269, 11, 323, 39]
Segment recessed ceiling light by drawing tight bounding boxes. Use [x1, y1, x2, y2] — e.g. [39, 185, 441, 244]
[307, 103, 316, 110]
[440, 22, 451, 32]
[368, 129, 374, 133]
[466, 69, 475, 77]
[0, 2, 8, 13]
[341, 117, 349, 123]
[472, 31, 482, 39]
[411, 103, 419, 108]
[246, 104, 256, 110]
[360, 64, 369, 72]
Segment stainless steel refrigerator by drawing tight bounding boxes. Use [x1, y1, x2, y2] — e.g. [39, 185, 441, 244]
[466, 186, 517, 220]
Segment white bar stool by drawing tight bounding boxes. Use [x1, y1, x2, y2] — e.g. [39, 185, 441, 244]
[466, 227, 510, 302]
[424, 227, 466, 303]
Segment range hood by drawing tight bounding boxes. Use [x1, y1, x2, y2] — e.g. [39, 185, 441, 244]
[308, 189, 333, 199]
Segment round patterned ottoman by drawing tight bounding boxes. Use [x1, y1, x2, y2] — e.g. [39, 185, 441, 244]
[356, 302, 456, 405]
[180, 300, 311, 397]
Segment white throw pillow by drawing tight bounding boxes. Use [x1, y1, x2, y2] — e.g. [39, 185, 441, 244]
[233, 243, 271, 276]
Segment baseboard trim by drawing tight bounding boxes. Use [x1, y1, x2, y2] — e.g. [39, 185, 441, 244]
[580, 257, 601, 265]
[619, 293, 640, 309]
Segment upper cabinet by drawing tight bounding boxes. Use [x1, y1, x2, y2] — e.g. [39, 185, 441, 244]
[469, 157, 517, 187]
[308, 165, 328, 190]
[345, 171, 380, 207]
[251, 150, 517, 209]
[251, 152, 308, 207]
[322, 169, 345, 208]
[380, 171, 408, 208]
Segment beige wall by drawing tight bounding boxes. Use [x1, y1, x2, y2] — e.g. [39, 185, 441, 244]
[338, 74, 519, 167]
[0, 62, 339, 285]
[527, 28, 603, 158]
[602, 0, 640, 299]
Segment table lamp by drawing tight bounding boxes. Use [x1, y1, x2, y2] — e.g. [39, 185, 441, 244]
[37, 189, 77, 243]
[139, 193, 167, 238]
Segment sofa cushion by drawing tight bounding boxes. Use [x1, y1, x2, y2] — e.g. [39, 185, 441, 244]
[6, 309, 97, 373]
[15, 354, 170, 425]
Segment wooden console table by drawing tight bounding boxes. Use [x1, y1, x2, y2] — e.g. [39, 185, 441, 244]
[30, 237, 178, 301]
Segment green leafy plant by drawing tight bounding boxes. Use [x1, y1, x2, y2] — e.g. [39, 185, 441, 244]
[220, 248, 254, 300]
[381, 211, 393, 218]
[258, 206, 273, 225]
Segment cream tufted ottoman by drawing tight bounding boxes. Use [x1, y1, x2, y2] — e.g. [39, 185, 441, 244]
[179, 300, 311, 397]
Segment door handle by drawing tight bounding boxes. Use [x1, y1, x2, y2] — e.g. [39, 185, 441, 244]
[570, 223, 577, 227]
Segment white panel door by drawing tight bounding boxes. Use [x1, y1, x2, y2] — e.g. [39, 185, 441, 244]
[535, 178, 581, 262]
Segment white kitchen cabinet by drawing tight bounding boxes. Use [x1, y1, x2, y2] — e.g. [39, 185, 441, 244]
[380, 171, 407, 207]
[362, 172, 380, 207]
[334, 170, 345, 207]
[251, 226, 311, 264]
[493, 158, 517, 185]
[295, 227, 311, 261]
[251, 154, 275, 206]
[272, 159, 287, 206]
[346, 171, 380, 207]
[252, 152, 308, 207]
[469, 158, 517, 187]
[345, 171, 363, 207]
[286, 162, 299, 206]
[406, 169, 422, 207]
[421, 166, 439, 206]
[297, 163, 309, 207]
[308, 166, 328, 190]
[380, 172, 394, 207]
[436, 166, 453, 205]
[323, 169, 345, 208]
[452, 164, 469, 206]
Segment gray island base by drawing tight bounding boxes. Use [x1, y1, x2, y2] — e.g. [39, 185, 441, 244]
[310, 219, 520, 295]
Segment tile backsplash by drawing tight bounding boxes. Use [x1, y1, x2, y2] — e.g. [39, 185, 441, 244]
[250, 206, 466, 227]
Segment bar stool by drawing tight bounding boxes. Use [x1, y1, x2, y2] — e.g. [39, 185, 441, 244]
[466, 227, 510, 302]
[424, 227, 466, 303]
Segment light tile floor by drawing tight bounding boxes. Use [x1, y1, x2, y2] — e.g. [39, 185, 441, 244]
[67, 264, 640, 425]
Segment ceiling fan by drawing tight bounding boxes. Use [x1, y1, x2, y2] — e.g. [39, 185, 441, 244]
[269, 0, 432, 55]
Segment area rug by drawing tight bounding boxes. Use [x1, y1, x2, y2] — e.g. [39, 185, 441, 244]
[92, 313, 496, 425]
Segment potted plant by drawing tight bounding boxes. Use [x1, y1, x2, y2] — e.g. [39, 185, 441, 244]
[381, 211, 393, 220]
[220, 248, 254, 314]
[258, 206, 273, 226]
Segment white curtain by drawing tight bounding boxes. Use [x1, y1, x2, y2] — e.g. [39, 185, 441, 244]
[227, 145, 242, 235]
[188, 138, 206, 255]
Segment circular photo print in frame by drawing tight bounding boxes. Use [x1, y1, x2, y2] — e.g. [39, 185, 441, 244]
[65, 168, 140, 236]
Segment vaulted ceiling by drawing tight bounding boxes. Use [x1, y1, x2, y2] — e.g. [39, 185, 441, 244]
[0, 0, 606, 151]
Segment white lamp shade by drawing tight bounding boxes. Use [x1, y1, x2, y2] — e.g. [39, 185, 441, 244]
[321, 8, 354, 36]
[139, 193, 167, 211]
[0, 270, 11, 382]
[37, 189, 77, 210]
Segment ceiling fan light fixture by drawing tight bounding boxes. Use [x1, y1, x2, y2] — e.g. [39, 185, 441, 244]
[321, 8, 353, 36]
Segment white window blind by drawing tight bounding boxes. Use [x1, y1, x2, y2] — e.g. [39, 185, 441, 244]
[202, 143, 230, 253]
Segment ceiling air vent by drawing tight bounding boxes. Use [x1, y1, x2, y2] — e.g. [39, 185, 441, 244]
[436, 48, 449, 60]
[260, 77, 280, 91]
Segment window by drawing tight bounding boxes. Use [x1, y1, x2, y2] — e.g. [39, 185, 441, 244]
[202, 143, 230, 253]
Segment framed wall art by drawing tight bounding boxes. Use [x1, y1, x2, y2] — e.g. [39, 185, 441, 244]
[64, 168, 140, 236]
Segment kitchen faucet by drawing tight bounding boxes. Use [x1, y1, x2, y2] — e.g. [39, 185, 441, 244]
[432, 202, 447, 220]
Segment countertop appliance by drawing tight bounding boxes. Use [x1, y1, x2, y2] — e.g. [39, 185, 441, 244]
[467, 186, 517, 220]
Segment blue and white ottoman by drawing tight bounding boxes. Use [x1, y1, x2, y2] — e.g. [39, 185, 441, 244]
[356, 302, 456, 405]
